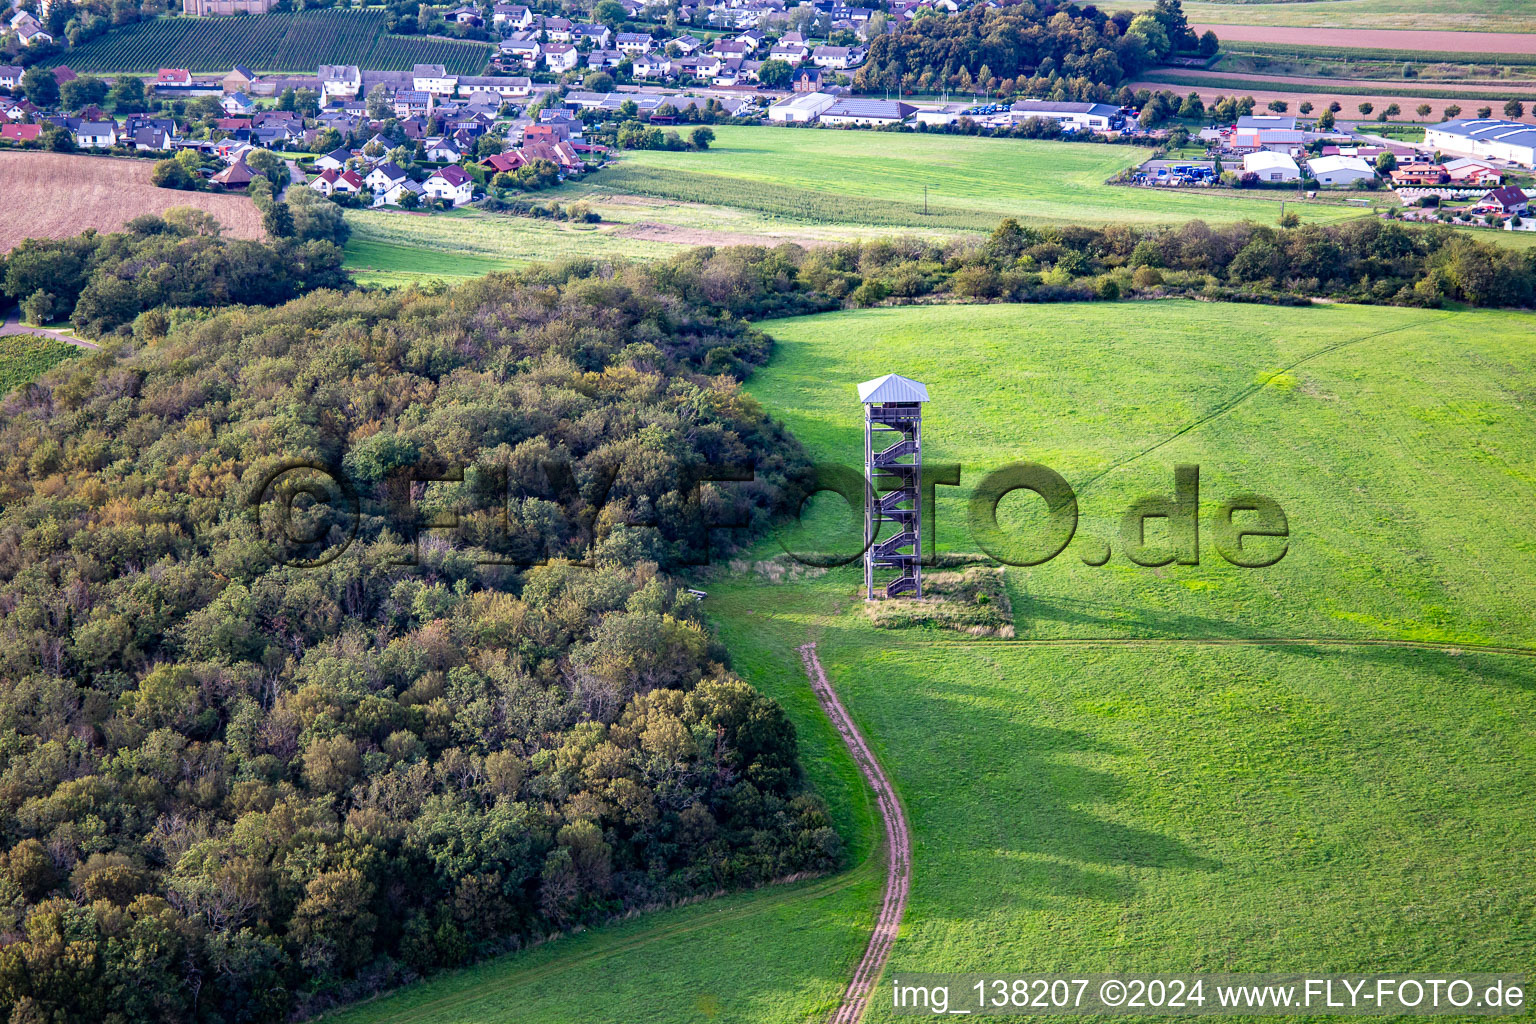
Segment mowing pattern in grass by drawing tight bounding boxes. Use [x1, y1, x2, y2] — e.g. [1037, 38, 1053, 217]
[600, 127, 1370, 229]
[0, 334, 78, 394]
[64, 10, 491, 74]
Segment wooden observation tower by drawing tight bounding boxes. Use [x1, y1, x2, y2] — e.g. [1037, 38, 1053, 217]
[859, 373, 929, 600]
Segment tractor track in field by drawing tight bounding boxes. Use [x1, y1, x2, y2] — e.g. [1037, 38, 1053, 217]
[799, 641, 911, 1024]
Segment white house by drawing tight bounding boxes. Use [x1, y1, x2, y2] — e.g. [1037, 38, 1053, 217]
[1243, 150, 1301, 182]
[543, 43, 579, 73]
[412, 64, 458, 96]
[616, 32, 654, 54]
[365, 161, 409, 193]
[493, 3, 533, 29]
[424, 164, 474, 205]
[501, 36, 541, 64]
[318, 65, 362, 101]
[1307, 154, 1375, 186]
[315, 146, 352, 172]
[424, 136, 465, 162]
[74, 121, 118, 148]
[377, 177, 425, 207]
[767, 91, 837, 123]
[812, 45, 858, 69]
[632, 52, 672, 79]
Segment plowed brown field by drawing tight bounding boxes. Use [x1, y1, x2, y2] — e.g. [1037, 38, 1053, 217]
[1, 151, 264, 253]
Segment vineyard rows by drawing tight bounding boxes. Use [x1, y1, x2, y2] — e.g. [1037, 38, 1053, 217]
[64, 10, 491, 75]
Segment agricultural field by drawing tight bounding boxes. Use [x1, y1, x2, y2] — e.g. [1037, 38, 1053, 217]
[0, 334, 79, 395]
[326, 300, 1536, 1023]
[0, 151, 262, 252]
[1130, 79, 1503, 122]
[1117, 0, 1536, 34]
[586, 127, 1373, 230]
[62, 9, 491, 74]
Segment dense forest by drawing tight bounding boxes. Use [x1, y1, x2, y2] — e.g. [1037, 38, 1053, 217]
[0, 246, 844, 1023]
[0, 206, 347, 339]
[854, 0, 1207, 100]
[1, 208, 1533, 1022]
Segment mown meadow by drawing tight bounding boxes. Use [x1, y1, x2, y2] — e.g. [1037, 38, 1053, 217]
[330, 299, 1536, 1022]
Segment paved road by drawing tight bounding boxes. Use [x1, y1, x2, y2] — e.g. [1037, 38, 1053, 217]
[0, 304, 100, 349]
[799, 641, 911, 1024]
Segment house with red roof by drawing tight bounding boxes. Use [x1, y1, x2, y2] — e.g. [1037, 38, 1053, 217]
[0, 123, 42, 143]
[424, 163, 474, 205]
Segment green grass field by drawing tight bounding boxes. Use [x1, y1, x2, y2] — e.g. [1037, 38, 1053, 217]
[64, 9, 491, 74]
[1116, 0, 1536, 33]
[0, 334, 78, 394]
[331, 299, 1536, 1022]
[591, 127, 1371, 231]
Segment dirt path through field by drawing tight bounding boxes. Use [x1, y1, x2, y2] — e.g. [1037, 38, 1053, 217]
[799, 641, 911, 1024]
[1195, 24, 1536, 55]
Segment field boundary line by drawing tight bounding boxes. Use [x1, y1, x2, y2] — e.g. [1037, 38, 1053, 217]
[1076, 311, 1458, 492]
[800, 641, 912, 1024]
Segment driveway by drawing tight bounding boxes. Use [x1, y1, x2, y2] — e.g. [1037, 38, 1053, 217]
[0, 304, 101, 349]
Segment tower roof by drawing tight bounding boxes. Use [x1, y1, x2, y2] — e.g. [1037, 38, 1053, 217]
[857, 373, 929, 404]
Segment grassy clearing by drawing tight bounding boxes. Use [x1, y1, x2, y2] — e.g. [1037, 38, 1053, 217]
[595, 127, 1370, 229]
[0, 334, 78, 394]
[1116, 0, 1536, 33]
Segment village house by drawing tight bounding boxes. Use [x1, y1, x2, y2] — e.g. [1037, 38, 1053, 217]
[211, 156, 255, 188]
[616, 32, 654, 54]
[812, 45, 863, 69]
[1441, 157, 1502, 185]
[222, 66, 257, 94]
[221, 92, 254, 115]
[424, 164, 474, 205]
[393, 90, 435, 118]
[501, 36, 541, 64]
[412, 64, 458, 96]
[0, 123, 42, 143]
[74, 120, 118, 148]
[543, 44, 579, 73]
[378, 177, 425, 206]
[1390, 162, 1449, 186]
[493, 3, 533, 29]
[540, 15, 573, 41]
[156, 68, 193, 89]
[0, 65, 21, 90]
[365, 161, 409, 193]
[318, 65, 362, 100]
[1474, 185, 1530, 216]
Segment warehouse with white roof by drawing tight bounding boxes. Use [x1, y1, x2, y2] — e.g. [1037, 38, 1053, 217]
[1425, 119, 1536, 169]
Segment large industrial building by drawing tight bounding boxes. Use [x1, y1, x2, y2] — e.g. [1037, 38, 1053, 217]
[1425, 119, 1536, 169]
